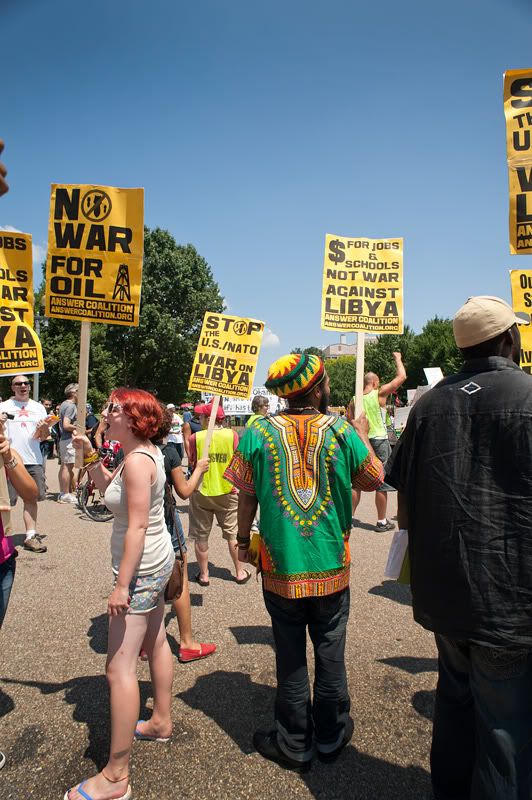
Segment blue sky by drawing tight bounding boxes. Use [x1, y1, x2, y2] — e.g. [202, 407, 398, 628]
[2, 0, 532, 381]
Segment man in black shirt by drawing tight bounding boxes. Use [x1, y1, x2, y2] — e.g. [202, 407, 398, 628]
[386, 296, 532, 800]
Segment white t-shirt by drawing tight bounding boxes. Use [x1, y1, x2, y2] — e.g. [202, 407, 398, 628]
[167, 413, 183, 444]
[0, 398, 47, 465]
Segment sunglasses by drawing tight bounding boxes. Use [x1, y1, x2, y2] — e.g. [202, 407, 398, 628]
[105, 401, 123, 413]
[12, 381, 30, 387]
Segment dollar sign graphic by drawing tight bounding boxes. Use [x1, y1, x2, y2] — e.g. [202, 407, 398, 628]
[328, 239, 345, 264]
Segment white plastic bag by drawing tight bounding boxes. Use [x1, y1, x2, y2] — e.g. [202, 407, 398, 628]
[384, 529, 409, 579]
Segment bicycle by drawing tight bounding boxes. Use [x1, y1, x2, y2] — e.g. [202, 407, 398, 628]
[76, 447, 117, 522]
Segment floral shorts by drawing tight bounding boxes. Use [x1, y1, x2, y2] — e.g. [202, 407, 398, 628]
[121, 556, 174, 615]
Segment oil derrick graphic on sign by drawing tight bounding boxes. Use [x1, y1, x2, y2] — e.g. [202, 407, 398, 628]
[113, 264, 131, 302]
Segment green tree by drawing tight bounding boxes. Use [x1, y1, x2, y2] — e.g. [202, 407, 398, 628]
[325, 355, 356, 407]
[35, 226, 225, 405]
[406, 317, 462, 387]
[291, 346, 324, 357]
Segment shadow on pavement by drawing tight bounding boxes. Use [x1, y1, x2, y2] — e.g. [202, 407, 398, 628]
[301, 747, 432, 799]
[368, 580, 412, 606]
[0, 675, 153, 769]
[186, 560, 234, 584]
[0, 686, 15, 718]
[351, 519, 383, 532]
[87, 613, 107, 654]
[412, 689, 435, 721]
[11, 534, 26, 547]
[178, 670, 432, 798]
[230, 624, 274, 649]
[378, 656, 438, 675]
[177, 670, 274, 754]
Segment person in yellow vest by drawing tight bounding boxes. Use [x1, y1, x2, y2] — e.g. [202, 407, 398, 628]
[188, 403, 250, 585]
[347, 352, 406, 532]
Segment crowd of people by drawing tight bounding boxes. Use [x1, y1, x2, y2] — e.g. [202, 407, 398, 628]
[0, 295, 531, 800]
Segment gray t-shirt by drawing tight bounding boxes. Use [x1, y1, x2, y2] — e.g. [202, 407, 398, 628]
[59, 400, 77, 441]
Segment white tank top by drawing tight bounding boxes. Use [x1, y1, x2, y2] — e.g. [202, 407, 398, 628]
[105, 447, 173, 576]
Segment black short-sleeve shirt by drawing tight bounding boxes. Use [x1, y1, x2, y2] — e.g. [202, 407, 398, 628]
[386, 356, 532, 647]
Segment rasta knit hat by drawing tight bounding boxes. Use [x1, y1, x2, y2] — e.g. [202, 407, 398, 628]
[265, 354, 325, 399]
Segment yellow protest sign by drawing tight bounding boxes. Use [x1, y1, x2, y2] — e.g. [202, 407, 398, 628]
[45, 184, 144, 325]
[188, 313, 264, 399]
[509, 268, 532, 369]
[321, 234, 403, 332]
[0, 306, 44, 375]
[0, 231, 34, 327]
[504, 70, 532, 254]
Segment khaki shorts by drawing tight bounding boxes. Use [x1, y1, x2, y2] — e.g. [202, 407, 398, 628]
[59, 438, 76, 465]
[188, 491, 238, 542]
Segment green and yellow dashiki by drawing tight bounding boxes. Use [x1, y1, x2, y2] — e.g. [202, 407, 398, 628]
[224, 412, 383, 599]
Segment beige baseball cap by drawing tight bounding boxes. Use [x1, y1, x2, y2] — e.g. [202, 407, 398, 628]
[453, 296, 523, 348]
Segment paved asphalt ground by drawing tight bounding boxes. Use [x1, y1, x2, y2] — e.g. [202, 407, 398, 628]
[0, 461, 437, 800]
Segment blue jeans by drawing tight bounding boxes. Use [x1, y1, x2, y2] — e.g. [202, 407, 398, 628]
[0, 556, 16, 628]
[263, 587, 350, 763]
[431, 634, 532, 800]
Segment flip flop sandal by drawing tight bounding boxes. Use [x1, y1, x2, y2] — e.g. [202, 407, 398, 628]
[194, 572, 210, 587]
[64, 780, 132, 800]
[134, 719, 171, 742]
[235, 571, 251, 585]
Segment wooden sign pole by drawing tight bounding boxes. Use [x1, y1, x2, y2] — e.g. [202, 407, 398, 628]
[354, 331, 365, 417]
[75, 321, 91, 469]
[196, 395, 220, 490]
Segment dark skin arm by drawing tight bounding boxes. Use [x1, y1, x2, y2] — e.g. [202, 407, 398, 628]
[236, 491, 259, 563]
[397, 491, 408, 529]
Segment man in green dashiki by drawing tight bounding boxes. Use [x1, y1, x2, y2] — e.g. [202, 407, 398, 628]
[224, 353, 384, 772]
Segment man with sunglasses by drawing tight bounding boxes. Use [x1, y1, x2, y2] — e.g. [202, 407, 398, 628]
[0, 375, 50, 553]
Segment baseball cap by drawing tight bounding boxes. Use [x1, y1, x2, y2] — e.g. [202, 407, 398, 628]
[167, 403, 175, 409]
[194, 402, 225, 421]
[453, 296, 524, 348]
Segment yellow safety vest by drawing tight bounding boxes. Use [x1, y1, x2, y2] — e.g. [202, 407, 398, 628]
[196, 427, 235, 496]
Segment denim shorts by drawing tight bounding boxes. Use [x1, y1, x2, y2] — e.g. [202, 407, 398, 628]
[370, 437, 396, 492]
[121, 556, 174, 615]
[167, 512, 187, 556]
[0, 555, 16, 627]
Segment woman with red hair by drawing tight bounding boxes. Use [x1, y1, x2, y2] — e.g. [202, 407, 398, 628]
[66, 388, 175, 800]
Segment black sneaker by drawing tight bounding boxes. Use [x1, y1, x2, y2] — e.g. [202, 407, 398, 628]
[317, 717, 354, 763]
[0, 750, 5, 770]
[253, 730, 311, 773]
[374, 520, 394, 532]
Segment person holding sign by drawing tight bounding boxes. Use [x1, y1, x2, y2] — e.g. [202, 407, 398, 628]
[225, 354, 384, 771]
[188, 402, 249, 585]
[347, 352, 406, 532]
[67, 389, 174, 800]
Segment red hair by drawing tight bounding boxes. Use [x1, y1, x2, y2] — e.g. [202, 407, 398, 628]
[110, 388, 162, 440]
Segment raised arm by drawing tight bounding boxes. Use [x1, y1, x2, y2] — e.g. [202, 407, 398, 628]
[379, 352, 406, 399]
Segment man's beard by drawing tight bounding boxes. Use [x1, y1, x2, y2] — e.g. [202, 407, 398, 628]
[318, 391, 330, 415]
